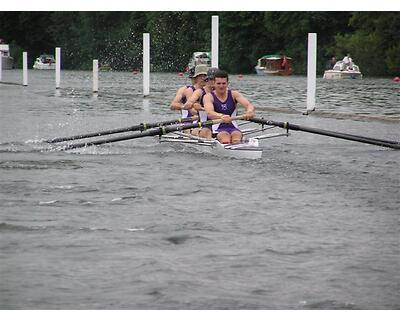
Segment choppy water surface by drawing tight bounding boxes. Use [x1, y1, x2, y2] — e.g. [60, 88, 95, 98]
[0, 70, 399, 309]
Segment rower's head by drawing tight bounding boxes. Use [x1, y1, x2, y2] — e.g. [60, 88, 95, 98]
[205, 67, 219, 89]
[192, 64, 208, 86]
[213, 70, 229, 93]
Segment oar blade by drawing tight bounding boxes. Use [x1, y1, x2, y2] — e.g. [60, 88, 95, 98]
[250, 117, 400, 150]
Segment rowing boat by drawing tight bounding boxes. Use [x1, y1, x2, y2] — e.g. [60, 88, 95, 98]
[159, 122, 290, 160]
[160, 132, 263, 159]
[45, 115, 400, 154]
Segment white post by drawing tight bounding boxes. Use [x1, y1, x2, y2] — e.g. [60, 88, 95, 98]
[23, 52, 28, 86]
[93, 59, 98, 93]
[0, 51, 2, 81]
[306, 33, 317, 113]
[55, 47, 61, 89]
[143, 33, 150, 97]
[211, 16, 219, 68]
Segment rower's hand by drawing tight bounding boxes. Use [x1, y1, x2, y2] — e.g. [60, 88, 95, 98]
[182, 102, 192, 110]
[190, 108, 199, 115]
[193, 103, 204, 111]
[244, 110, 255, 120]
[220, 114, 232, 123]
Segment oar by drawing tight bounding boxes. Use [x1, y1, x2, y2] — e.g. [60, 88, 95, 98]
[60, 115, 246, 151]
[250, 117, 400, 149]
[45, 116, 199, 143]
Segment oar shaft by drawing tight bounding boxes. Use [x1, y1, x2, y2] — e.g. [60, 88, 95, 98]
[45, 116, 198, 143]
[251, 117, 400, 150]
[61, 115, 246, 151]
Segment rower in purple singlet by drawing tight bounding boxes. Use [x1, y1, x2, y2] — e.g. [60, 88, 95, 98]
[170, 65, 208, 119]
[170, 66, 195, 114]
[203, 70, 255, 144]
[183, 67, 219, 138]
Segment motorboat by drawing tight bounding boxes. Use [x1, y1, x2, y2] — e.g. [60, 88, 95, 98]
[33, 54, 56, 70]
[323, 60, 363, 79]
[187, 52, 211, 70]
[0, 41, 14, 69]
[255, 54, 293, 76]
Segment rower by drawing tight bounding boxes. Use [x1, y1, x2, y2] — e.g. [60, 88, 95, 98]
[183, 67, 219, 138]
[170, 64, 208, 119]
[203, 70, 255, 144]
[170, 66, 195, 113]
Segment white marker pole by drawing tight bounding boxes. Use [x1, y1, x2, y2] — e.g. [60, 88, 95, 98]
[211, 16, 219, 68]
[143, 33, 150, 97]
[306, 33, 317, 113]
[55, 47, 61, 89]
[23, 52, 28, 86]
[93, 59, 98, 93]
[0, 51, 2, 81]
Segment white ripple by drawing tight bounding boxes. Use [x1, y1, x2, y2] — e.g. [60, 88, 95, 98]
[39, 200, 58, 205]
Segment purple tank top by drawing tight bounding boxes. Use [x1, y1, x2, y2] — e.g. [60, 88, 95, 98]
[211, 90, 236, 115]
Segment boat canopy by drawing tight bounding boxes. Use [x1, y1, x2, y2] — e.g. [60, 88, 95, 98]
[259, 54, 292, 60]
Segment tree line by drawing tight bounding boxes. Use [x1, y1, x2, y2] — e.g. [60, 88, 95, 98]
[1, 11, 399, 76]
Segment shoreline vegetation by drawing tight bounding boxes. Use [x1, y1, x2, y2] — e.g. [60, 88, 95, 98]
[1, 12, 399, 76]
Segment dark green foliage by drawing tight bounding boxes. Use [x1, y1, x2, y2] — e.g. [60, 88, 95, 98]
[0, 11, 399, 76]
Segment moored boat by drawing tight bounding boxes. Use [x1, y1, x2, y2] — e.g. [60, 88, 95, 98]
[0, 40, 14, 69]
[323, 60, 363, 79]
[255, 54, 293, 76]
[33, 54, 56, 70]
[187, 52, 211, 70]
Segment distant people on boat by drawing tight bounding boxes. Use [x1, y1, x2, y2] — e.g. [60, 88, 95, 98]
[326, 56, 337, 70]
[280, 53, 288, 70]
[342, 53, 354, 70]
[203, 70, 255, 144]
[184, 67, 220, 138]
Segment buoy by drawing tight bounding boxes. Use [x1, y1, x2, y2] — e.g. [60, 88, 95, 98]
[178, 72, 184, 77]
[393, 77, 400, 82]
[133, 70, 138, 75]
[238, 74, 243, 79]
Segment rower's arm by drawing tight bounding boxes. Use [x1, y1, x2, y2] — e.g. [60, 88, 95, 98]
[184, 89, 201, 110]
[233, 90, 255, 120]
[170, 87, 186, 110]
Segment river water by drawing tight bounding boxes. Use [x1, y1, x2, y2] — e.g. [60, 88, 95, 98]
[0, 70, 399, 309]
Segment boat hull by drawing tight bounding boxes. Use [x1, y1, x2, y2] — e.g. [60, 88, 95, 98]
[33, 62, 56, 70]
[160, 134, 263, 160]
[323, 70, 363, 79]
[255, 66, 292, 76]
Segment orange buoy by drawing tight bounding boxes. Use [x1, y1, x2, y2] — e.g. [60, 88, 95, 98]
[238, 74, 243, 79]
[178, 72, 184, 77]
[393, 77, 400, 82]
